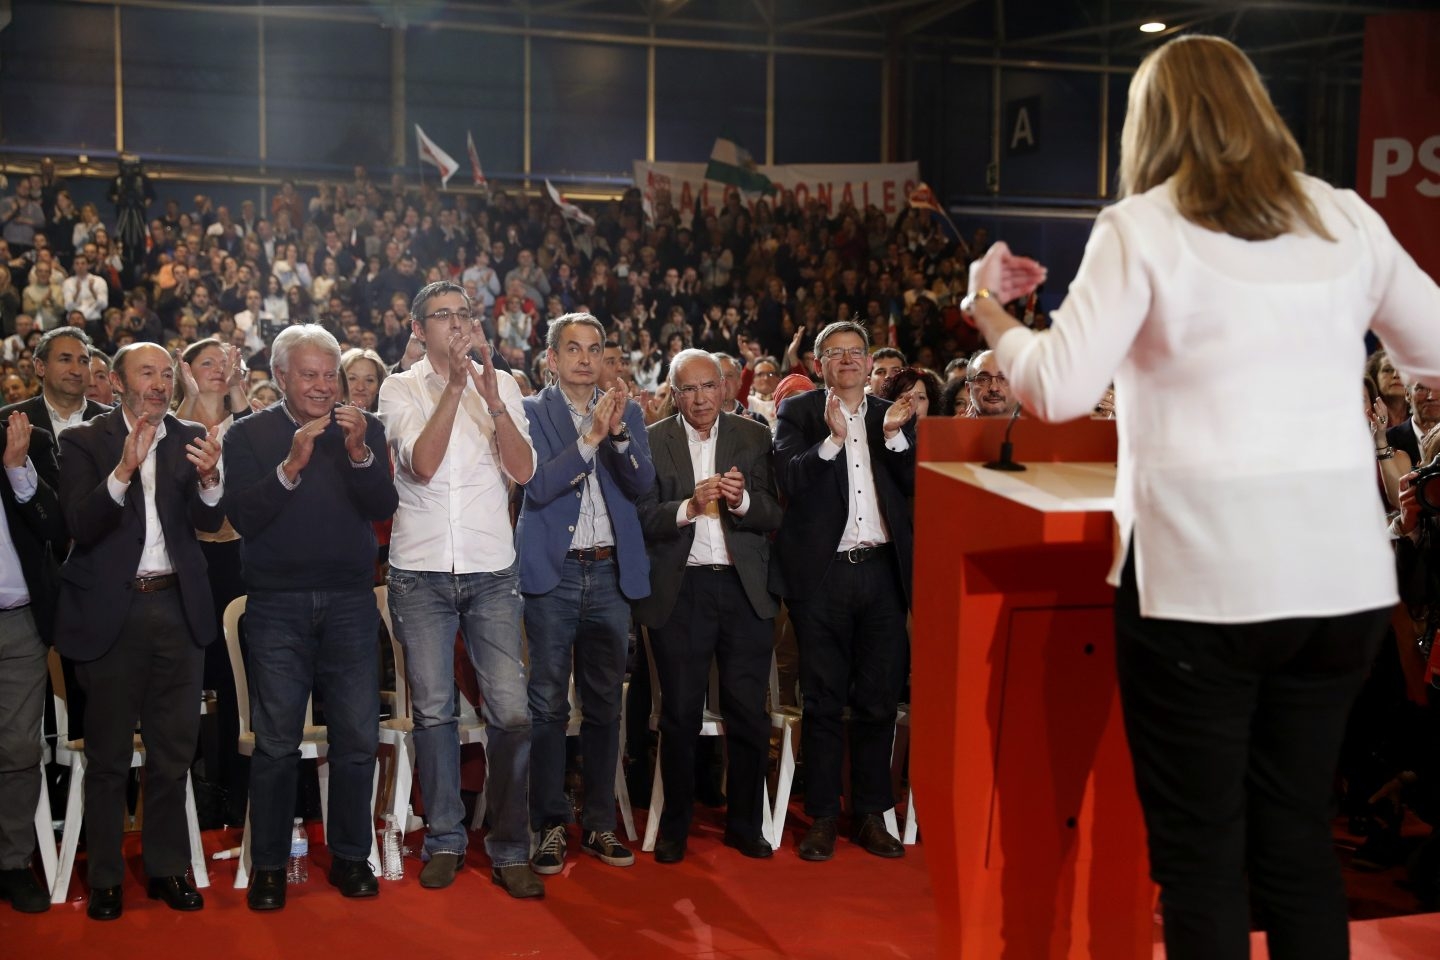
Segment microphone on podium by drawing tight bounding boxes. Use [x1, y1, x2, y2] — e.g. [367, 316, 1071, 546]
[984, 403, 1026, 472]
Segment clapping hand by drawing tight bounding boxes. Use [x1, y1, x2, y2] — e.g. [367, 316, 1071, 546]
[3, 412, 31, 470]
[687, 473, 724, 519]
[118, 417, 158, 483]
[824, 390, 849, 445]
[883, 393, 916, 439]
[717, 466, 745, 509]
[444, 332, 472, 393]
[186, 426, 222, 485]
[469, 334, 504, 411]
[1369, 397, 1391, 445]
[333, 405, 371, 463]
[967, 240, 1047, 305]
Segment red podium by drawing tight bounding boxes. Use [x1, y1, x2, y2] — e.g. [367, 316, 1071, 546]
[910, 417, 1155, 958]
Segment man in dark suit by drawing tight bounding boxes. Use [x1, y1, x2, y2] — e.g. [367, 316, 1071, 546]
[54, 342, 224, 920]
[772, 320, 917, 862]
[0, 414, 65, 913]
[1387, 378, 1440, 465]
[636, 349, 782, 863]
[517, 313, 654, 877]
[0, 326, 109, 439]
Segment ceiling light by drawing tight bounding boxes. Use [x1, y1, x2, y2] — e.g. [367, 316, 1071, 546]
[1139, 21, 1167, 33]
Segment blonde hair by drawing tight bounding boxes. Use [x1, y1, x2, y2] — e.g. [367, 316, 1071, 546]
[1118, 35, 1332, 242]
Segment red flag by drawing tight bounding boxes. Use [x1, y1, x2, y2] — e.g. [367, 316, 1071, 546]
[466, 131, 487, 189]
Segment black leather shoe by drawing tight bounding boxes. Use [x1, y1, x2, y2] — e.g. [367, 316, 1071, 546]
[87, 886, 123, 921]
[797, 816, 838, 862]
[247, 868, 287, 911]
[327, 857, 379, 898]
[653, 837, 687, 864]
[852, 813, 905, 858]
[723, 832, 774, 859]
[0, 867, 49, 913]
[147, 875, 204, 911]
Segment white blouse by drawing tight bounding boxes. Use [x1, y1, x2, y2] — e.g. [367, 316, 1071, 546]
[996, 176, 1440, 623]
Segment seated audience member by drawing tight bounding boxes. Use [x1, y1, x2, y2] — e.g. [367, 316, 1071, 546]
[746, 355, 781, 424]
[713, 352, 767, 425]
[1388, 378, 1440, 466]
[636, 349, 782, 863]
[868, 347, 906, 395]
[247, 379, 280, 411]
[879, 366, 942, 418]
[55, 342, 224, 920]
[0, 411, 65, 913]
[341, 347, 387, 413]
[220, 325, 397, 912]
[962, 349, 1016, 417]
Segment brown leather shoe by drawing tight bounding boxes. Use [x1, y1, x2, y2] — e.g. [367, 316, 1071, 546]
[419, 852, 463, 889]
[491, 864, 544, 899]
[852, 813, 905, 858]
[797, 816, 838, 861]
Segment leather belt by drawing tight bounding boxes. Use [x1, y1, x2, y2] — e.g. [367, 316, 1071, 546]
[567, 546, 615, 562]
[687, 564, 734, 573]
[133, 573, 179, 593]
[838, 544, 889, 564]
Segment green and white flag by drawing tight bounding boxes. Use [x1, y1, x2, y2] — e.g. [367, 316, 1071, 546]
[704, 138, 776, 196]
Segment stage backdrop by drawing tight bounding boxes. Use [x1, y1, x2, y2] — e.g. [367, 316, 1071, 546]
[1356, 11, 1440, 282]
[634, 160, 920, 223]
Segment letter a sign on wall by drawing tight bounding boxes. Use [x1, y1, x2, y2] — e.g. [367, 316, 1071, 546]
[1005, 97, 1041, 156]
[1356, 12, 1440, 282]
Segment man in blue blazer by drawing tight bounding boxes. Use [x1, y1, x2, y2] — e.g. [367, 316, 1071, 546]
[518, 313, 654, 877]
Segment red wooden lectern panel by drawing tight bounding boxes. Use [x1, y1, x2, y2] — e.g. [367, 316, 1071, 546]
[910, 417, 1154, 958]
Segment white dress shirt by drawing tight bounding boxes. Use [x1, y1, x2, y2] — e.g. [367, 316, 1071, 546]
[380, 355, 535, 574]
[107, 411, 224, 577]
[62, 272, 108, 321]
[0, 461, 38, 608]
[995, 175, 1440, 623]
[564, 388, 630, 550]
[45, 397, 86, 436]
[675, 416, 750, 566]
[817, 393, 910, 551]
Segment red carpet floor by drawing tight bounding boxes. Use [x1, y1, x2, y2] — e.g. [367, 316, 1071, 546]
[2, 809, 938, 960]
[8, 807, 1438, 959]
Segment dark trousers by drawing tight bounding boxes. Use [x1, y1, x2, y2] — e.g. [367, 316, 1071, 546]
[75, 589, 203, 889]
[789, 546, 908, 820]
[1114, 555, 1389, 960]
[244, 589, 379, 870]
[650, 566, 773, 841]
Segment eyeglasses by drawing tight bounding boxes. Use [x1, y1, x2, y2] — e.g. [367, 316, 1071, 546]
[820, 347, 867, 361]
[422, 309, 475, 324]
[675, 381, 720, 397]
[968, 373, 1008, 388]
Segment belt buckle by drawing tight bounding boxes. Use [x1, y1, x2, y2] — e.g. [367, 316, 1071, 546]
[845, 547, 864, 564]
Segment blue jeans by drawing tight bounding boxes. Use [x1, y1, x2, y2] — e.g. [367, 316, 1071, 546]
[387, 565, 531, 867]
[524, 556, 630, 833]
[245, 589, 380, 869]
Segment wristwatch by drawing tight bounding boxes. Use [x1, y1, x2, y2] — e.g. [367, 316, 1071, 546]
[610, 423, 631, 444]
[960, 287, 994, 320]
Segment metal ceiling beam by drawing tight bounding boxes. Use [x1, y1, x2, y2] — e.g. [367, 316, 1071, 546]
[1145, 0, 1412, 15]
[531, 0, 605, 14]
[1245, 30, 1364, 54]
[778, 0, 935, 33]
[895, 0, 982, 36]
[748, 0, 773, 28]
[654, 0, 697, 22]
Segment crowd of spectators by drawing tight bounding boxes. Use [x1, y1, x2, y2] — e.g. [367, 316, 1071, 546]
[0, 160, 1049, 420]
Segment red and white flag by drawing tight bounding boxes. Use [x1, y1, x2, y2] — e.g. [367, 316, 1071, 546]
[466, 131, 487, 189]
[544, 179, 596, 227]
[415, 124, 458, 189]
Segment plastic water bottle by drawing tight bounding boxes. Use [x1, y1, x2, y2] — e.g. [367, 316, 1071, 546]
[381, 813, 404, 880]
[286, 818, 309, 884]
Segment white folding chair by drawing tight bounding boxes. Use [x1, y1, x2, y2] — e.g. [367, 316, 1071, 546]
[641, 631, 774, 852]
[46, 649, 209, 904]
[33, 738, 57, 893]
[559, 673, 637, 842]
[767, 652, 804, 848]
[222, 597, 380, 888]
[883, 705, 917, 845]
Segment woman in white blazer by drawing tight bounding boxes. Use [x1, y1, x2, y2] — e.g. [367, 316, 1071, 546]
[965, 35, 1440, 960]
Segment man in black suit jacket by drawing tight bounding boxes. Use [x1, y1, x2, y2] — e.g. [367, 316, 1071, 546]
[0, 327, 110, 740]
[55, 342, 224, 921]
[772, 320, 916, 863]
[0, 415, 65, 913]
[636, 350, 783, 863]
[0, 326, 110, 440]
